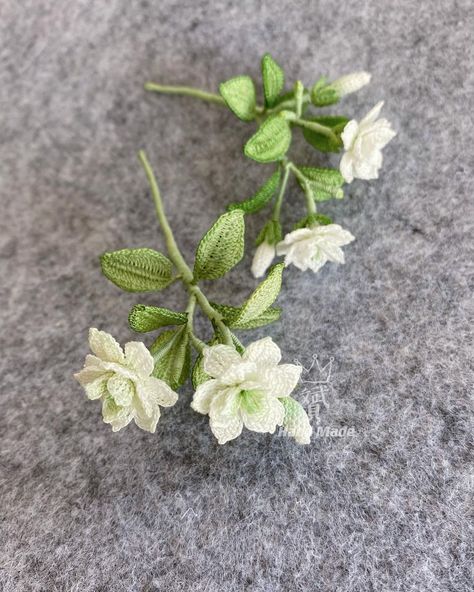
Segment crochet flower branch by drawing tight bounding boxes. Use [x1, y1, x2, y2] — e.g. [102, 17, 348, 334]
[75, 151, 311, 443]
[145, 54, 396, 278]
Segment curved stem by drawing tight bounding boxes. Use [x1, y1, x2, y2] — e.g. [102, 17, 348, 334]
[138, 150, 234, 348]
[291, 117, 338, 142]
[272, 161, 291, 222]
[288, 163, 317, 215]
[144, 82, 226, 106]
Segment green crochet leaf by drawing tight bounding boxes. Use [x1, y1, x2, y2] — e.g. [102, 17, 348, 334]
[100, 248, 174, 292]
[193, 210, 245, 280]
[255, 220, 282, 246]
[150, 326, 190, 390]
[219, 76, 257, 121]
[128, 304, 187, 333]
[227, 169, 281, 214]
[244, 115, 292, 163]
[261, 53, 285, 107]
[302, 115, 349, 153]
[296, 166, 345, 201]
[191, 354, 211, 388]
[210, 302, 282, 329]
[293, 213, 333, 230]
[310, 77, 339, 107]
[232, 263, 284, 326]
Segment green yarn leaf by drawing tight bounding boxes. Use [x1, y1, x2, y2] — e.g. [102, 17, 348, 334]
[193, 210, 245, 280]
[150, 326, 190, 390]
[219, 76, 257, 121]
[310, 77, 339, 107]
[261, 53, 285, 107]
[244, 115, 292, 163]
[227, 169, 281, 213]
[191, 354, 211, 388]
[295, 166, 345, 201]
[293, 213, 333, 230]
[232, 263, 284, 326]
[210, 302, 282, 329]
[128, 305, 187, 333]
[100, 248, 173, 292]
[302, 115, 349, 153]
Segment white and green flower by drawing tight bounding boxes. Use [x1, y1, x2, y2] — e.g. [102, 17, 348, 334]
[276, 223, 355, 273]
[340, 101, 396, 183]
[74, 328, 178, 433]
[191, 337, 312, 445]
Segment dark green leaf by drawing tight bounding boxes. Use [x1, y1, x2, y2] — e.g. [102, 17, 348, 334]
[128, 304, 187, 333]
[227, 169, 281, 213]
[100, 248, 173, 292]
[191, 354, 211, 388]
[219, 76, 257, 121]
[293, 213, 333, 230]
[193, 210, 245, 280]
[150, 327, 191, 390]
[302, 115, 349, 153]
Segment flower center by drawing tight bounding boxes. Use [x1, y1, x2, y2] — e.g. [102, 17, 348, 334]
[239, 389, 263, 414]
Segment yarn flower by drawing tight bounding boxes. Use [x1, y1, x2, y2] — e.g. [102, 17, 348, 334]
[74, 328, 178, 433]
[191, 337, 311, 444]
[276, 223, 355, 273]
[339, 101, 396, 183]
[251, 240, 276, 278]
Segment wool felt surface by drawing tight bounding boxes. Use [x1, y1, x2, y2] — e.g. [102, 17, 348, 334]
[0, 1, 473, 590]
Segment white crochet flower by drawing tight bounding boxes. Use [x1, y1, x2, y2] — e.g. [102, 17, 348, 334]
[251, 240, 276, 278]
[339, 101, 396, 183]
[276, 224, 355, 273]
[191, 337, 308, 444]
[330, 71, 371, 97]
[74, 328, 178, 433]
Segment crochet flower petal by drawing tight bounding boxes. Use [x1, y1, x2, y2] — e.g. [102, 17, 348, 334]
[191, 379, 221, 415]
[341, 119, 359, 150]
[339, 151, 354, 183]
[88, 328, 125, 364]
[83, 375, 109, 400]
[139, 376, 178, 408]
[240, 392, 285, 433]
[209, 413, 244, 445]
[243, 336, 281, 367]
[124, 341, 154, 377]
[360, 100, 384, 127]
[203, 344, 242, 378]
[260, 363, 302, 398]
[251, 241, 276, 278]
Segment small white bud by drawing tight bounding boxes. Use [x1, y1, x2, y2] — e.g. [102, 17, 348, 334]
[330, 71, 371, 97]
[251, 241, 276, 278]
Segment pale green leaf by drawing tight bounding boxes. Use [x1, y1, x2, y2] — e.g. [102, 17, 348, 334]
[150, 327, 190, 390]
[100, 248, 173, 292]
[261, 53, 285, 107]
[232, 263, 284, 325]
[227, 169, 281, 213]
[244, 115, 292, 163]
[296, 166, 345, 201]
[219, 76, 257, 121]
[193, 210, 245, 280]
[128, 304, 187, 333]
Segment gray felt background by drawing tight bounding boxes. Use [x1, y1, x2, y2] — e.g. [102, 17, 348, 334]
[1, 1, 473, 590]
